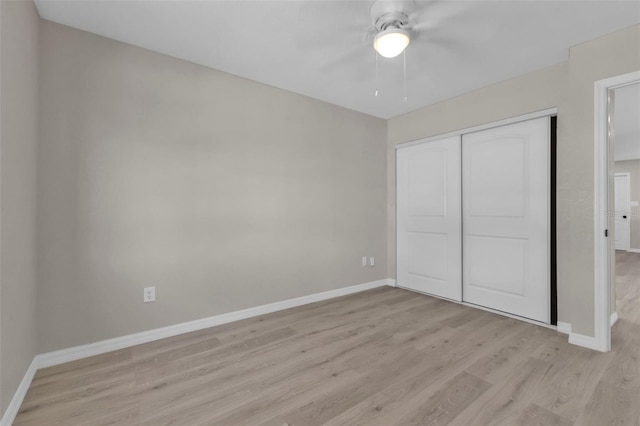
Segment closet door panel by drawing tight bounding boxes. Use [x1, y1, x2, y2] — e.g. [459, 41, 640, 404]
[407, 233, 447, 281]
[462, 117, 549, 323]
[397, 136, 462, 301]
[467, 138, 526, 218]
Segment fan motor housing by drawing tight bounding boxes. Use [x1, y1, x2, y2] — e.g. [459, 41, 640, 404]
[371, 0, 412, 31]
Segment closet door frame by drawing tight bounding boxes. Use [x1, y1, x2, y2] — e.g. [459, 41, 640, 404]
[395, 109, 557, 150]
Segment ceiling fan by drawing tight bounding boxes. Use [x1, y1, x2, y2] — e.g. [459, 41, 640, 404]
[363, 0, 472, 98]
[367, 0, 470, 59]
[370, 0, 413, 58]
[295, 0, 473, 85]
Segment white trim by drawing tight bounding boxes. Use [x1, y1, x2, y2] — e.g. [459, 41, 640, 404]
[568, 332, 603, 351]
[556, 321, 606, 351]
[494, 316, 604, 353]
[397, 285, 607, 352]
[594, 71, 640, 354]
[593, 75, 609, 352]
[627, 248, 640, 254]
[386, 278, 397, 287]
[557, 321, 572, 335]
[610, 311, 619, 326]
[0, 358, 38, 426]
[395, 108, 558, 149]
[36, 279, 390, 368]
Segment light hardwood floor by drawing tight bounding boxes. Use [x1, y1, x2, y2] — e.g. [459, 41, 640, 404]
[14, 256, 640, 425]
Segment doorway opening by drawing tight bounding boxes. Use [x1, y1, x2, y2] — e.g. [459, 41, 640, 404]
[594, 70, 640, 352]
[610, 82, 640, 350]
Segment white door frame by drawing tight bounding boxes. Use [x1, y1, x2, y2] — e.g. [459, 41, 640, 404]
[594, 70, 640, 353]
[614, 172, 631, 251]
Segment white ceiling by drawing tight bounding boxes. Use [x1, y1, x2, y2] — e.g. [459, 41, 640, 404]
[34, 0, 640, 119]
[614, 83, 640, 162]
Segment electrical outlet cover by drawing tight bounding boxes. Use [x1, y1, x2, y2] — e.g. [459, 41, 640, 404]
[144, 286, 156, 303]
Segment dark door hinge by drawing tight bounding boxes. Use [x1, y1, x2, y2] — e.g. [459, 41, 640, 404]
[605, 229, 608, 237]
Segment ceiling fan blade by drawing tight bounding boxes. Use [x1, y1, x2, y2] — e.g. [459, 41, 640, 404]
[409, 0, 479, 33]
[409, 36, 477, 62]
[293, 1, 373, 50]
[403, 0, 485, 60]
[316, 44, 373, 73]
[295, 23, 372, 51]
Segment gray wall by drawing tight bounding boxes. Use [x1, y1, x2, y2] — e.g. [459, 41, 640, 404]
[37, 21, 388, 352]
[0, 8, 635, 411]
[388, 24, 640, 337]
[615, 160, 640, 249]
[0, 0, 40, 415]
[568, 25, 639, 335]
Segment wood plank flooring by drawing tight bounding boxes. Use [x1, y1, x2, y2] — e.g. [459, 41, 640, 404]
[14, 255, 640, 425]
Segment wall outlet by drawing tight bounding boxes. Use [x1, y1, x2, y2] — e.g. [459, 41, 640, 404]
[369, 257, 375, 267]
[144, 286, 156, 303]
[362, 256, 367, 267]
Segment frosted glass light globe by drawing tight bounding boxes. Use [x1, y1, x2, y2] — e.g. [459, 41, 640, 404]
[373, 28, 410, 58]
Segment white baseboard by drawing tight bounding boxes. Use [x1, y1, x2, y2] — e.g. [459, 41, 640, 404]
[1, 278, 394, 425]
[37, 279, 391, 369]
[556, 321, 572, 334]
[560, 321, 608, 352]
[554, 321, 609, 352]
[568, 332, 606, 351]
[626, 248, 640, 253]
[559, 314, 617, 352]
[386, 278, 396, 287]
[0, 358, 38, 426]
[610, 311, 619, 326]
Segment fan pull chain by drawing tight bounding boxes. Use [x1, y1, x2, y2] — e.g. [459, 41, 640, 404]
[375, 51, 379, 97]
[402, 50, 408, 102]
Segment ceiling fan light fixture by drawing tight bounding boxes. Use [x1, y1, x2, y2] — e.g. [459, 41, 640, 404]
[373, 27, 410, 58]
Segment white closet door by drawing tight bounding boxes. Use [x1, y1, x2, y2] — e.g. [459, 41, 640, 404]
[397, 136, 462, 301]
[462, 118, 549, 323]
